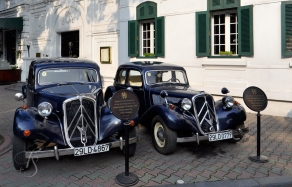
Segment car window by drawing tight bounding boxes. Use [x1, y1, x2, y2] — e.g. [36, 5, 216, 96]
[116, 69, 126, 85]
[38, 68, 98, 85]
[146, 70, 187, 85]
[129, 70, 142, 87]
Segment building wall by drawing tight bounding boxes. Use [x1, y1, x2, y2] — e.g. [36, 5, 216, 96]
[0, 0, 291, 117]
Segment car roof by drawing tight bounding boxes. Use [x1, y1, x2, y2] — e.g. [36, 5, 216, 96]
[30, 58, 100, 69]
[119, 61, 186, 72]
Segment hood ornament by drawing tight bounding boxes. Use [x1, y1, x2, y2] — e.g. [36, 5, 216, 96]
[77, 125, 88, 146]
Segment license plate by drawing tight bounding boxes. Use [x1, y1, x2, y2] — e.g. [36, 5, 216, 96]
[74, 143, 110, 156]
[208, 131, 233, 141]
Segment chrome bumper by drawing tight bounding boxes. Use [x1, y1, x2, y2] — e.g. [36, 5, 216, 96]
[25, 137, 138, 159]
[177, 127, 249, 144]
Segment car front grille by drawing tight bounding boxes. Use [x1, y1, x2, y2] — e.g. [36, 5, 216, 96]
[192, 93, 218, 135]
[63, 96, 97, 148]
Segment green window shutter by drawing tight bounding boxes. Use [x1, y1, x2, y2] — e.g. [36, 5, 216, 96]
[147, 2, 157, 19]
[281, 1, 292, 57]
[238, 5, 253, 56]
[155, 16, 165, 57]
[137, 2, 157, 20]
[208, 0, 224, 10]
[128, 20, 138, 57]
[196, 11, 210, 57]
[224, 0, 240, 9]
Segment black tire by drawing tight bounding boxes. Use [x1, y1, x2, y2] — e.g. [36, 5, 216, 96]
[122, 127, 137, 157]
[228, 130, 243, 143]
[151, 115, 177, 155]
[12, 135, 33, 170]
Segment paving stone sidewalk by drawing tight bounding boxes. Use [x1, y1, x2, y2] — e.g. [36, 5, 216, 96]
[0, 85, 292, 186]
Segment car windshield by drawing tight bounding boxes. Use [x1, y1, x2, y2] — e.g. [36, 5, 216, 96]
[145, 70, 187, 85]
[38, 68, 98, 85]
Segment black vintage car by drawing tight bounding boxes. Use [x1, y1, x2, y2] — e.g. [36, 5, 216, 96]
[105, 61, 248, 155]
[13, 58, 137, 170]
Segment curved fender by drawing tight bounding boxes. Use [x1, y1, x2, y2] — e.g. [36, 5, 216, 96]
[13, 107, 66, 146]
[215, 100, 247, 130]
[99, 106, 123, 140]
[104, 86, 116, 103]
[140, 105, 199, 132]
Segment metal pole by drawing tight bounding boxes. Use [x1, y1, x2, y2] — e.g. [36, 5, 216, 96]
[257, 112, 261, 157]
[125, 122, 129, 176]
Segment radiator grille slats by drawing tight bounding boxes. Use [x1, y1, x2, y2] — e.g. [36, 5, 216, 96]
[193, 94, 218, 135]
[64, 96, 97, 148]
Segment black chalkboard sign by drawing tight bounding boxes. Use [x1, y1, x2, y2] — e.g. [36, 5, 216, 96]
[110, 89, 139, 120]
[243, 86, 268, 112]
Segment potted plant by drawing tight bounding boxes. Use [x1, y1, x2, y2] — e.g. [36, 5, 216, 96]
[144, 53, 155, 57]
[219, 51, 233, 56]
[0, 65, 22, 83]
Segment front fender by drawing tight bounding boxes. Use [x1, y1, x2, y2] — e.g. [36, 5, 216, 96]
[99, 106, 123, 140]
[215, 100, 246, 130]
[13, 107, 66, 146]
[140, 105, 199, 132]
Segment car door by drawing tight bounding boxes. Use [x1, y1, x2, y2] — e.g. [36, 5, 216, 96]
[114, 68, 146, 117]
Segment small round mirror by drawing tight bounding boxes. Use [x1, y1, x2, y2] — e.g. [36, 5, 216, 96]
[221, 87, 229, 94]
[15, 93, 23, 101]
[160, 90, 168, 98]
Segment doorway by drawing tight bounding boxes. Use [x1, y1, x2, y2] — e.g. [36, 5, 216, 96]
[5, 30, 16, 65]
[61, 31, 79, 58]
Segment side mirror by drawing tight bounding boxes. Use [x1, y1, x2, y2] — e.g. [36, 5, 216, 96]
[15, 93, 24, 101]
[221, 87, 229, 95]
[160, 90, 168, 98]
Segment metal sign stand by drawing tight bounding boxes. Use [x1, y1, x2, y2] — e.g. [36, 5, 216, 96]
[248, 112, 268, 163]
[115, 121, 139, 186]
[243, 86, 269, 163]
[109, 89, 140, 186]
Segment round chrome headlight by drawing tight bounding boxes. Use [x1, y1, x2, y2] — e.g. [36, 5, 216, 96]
[181, 98, 192, 111]
[38, 102, 53, 117]
[223, 96, 235, 108]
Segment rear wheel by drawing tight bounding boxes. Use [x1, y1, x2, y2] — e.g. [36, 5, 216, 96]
[12, 135, 34, 170]
[121, 127, 137, 157]
[152, 116, 177, 155]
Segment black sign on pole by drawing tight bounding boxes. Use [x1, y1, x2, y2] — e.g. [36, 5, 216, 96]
[243, 86, 268, 163]
[110, 89, 139, 186]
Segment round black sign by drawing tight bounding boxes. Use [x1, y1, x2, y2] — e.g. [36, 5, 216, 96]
[109, 89, 140, 120]
[243, 86, 268, 112]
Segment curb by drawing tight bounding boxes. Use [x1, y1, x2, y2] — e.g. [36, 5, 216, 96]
[0, 132, 12, 156]
[153, 176, 292, 187]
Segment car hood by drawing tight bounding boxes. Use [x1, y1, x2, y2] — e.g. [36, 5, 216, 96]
[36, 84, 101, 114]
[149, 85, 206, 98]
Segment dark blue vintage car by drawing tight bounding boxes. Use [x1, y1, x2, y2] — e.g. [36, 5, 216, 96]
[105, 61, 248, 155]
[13, 58, 137, 170]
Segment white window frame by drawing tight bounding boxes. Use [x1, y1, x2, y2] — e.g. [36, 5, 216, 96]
[211, 10, 238, 56]
[139, 20, 155, 56]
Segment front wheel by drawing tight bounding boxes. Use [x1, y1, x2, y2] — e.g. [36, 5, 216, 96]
[12, 135, 34, 170]
[151, 116, 177, 155]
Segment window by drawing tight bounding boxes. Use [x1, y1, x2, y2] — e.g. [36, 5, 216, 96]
[38, 68, 98, 85]
[129, 70, 142, 87]
[196, 0, 253, 57]
[140, 20, 155, 55]
[128, 1, 164, 57]
[116, 70, 126, 85]
[281, 1, 292, 57]
[145, 70, 187, 85]
[61, 31, 79, 58]
[212, 11, 238, 55]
